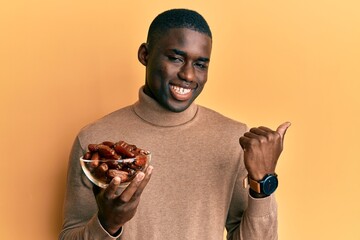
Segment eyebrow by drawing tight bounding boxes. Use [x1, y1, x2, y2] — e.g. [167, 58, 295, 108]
[171, 49, 210, 62]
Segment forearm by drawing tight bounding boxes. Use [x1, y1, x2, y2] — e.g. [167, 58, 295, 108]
[59, 214, 121, 240]
[227, 193, 278, 240]
[59, 137, 121, 239]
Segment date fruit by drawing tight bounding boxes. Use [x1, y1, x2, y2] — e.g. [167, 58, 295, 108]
[82, 140, 150, 185]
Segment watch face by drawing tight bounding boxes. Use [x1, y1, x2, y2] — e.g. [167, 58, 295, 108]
[262, 175, 278, 195]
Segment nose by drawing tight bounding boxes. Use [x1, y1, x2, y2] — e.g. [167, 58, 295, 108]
[178, 62, 195, 82]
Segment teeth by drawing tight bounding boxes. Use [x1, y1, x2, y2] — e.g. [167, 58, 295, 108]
[171, 85, 191, 95]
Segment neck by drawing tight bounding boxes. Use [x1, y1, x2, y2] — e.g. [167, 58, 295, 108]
[133, 87, 198, 127]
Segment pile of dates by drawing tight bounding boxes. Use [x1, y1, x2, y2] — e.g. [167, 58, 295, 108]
[82, 140, 149, 183]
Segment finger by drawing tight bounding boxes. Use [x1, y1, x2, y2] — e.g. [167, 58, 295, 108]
[93, 184, 101, 196]
[103, 177, 121, 200]
[117, 167, 150, 203]
[131, 165, 153, 200]
[249, 127, 269, 136]
[258, 126, 275, 132]
[239, 136, 246, 150]
[118, 166, 153, 203]
[276, 122, 291, 140]
[239, 136, 252, 150]
[243, 131, 260, 139]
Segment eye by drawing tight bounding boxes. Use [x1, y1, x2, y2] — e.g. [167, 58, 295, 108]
[168, 56, 183, 63]
[194, 62, 208, 70]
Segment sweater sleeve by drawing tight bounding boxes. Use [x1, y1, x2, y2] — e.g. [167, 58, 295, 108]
[225, 172, 278, 240]
[59, 137, 122, 240]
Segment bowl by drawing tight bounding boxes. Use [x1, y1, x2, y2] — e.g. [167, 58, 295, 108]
[80, 153, 151, 188]
[79, 140, 151, 188]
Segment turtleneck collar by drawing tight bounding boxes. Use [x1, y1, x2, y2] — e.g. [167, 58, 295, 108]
[132, 87, 198, 127]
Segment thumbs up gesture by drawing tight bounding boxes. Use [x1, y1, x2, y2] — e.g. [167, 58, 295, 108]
[239, 122, 291, 181]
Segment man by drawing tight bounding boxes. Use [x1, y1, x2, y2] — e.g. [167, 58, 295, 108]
[59, 9, 290, 240]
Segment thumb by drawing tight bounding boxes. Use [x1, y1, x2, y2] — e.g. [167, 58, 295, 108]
[276, 121, 291, 143]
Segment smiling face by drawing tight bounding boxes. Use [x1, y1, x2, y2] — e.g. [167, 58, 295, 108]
[138, 28, 212, 112]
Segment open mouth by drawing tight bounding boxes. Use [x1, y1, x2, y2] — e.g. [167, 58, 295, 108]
[169, 84, 193, 101]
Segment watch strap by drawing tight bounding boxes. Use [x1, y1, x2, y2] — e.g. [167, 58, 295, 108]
[242, 175, 261, 193]
[248, 176, 261, 193]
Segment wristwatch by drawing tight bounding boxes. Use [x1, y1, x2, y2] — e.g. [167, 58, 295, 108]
[248, 173, 278, 196]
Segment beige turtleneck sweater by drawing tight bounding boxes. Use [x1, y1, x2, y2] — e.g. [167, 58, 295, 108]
[59, 88, 278, 240]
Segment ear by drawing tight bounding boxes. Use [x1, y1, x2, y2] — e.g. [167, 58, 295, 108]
[138, 43, 149, 66]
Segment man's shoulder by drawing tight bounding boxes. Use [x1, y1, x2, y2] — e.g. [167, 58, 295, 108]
[197, 105, 248, 131]
[77, 105, 134, 143]
[83, 105, 132, 128]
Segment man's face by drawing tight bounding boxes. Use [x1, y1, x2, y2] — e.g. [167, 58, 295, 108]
[140, 28, 212, 112]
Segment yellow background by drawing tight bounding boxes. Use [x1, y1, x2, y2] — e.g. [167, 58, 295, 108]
[1, 1, 359, 239]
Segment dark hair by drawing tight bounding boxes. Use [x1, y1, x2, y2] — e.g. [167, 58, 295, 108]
[147, 9, 212, 49]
